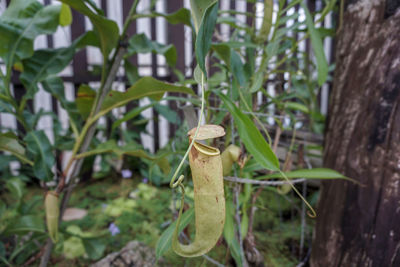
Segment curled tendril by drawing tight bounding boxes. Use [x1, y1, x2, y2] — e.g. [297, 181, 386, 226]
[278, 169, 317, 218]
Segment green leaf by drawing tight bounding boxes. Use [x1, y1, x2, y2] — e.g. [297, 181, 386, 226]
[262, 168, 359, 184]
[218, 92, 280, 171]
[285, 102, 310, 113]
[0, 133, 33, 165]
[100, 77, 194, 115]
[195, 2, 219, 75]
[76, 140, 149, 159]
[190, 0, 218, 33]
[127, 34, 177, 67]
[230, 238, 243, 267]
[223, 200, 235, 245]
[5, 178, 25, 201]
[4, 215, 45, 235]
[41, 77, 80, 123]
[20, 48, 74, 98]
[154, 104, 180, 124]
[302, 3, 328, 86]
[0, 0, 61, 64]
[212, 44, 246, 86]
[60, 0, 119, 57]
[156, 208, 194, 260]
[20, 32, 92, 99]
[230, 50, 246, 86]
[59, 3, 73, 26]
[112, 103, 154, 131]
[76, 84, 96, 119]
[124, 60, 140, 85]
[24, 130, 54, 181]
[256, 0, 273, 43]
[160, 8, 191, 26]
[82, 238, 106, 260]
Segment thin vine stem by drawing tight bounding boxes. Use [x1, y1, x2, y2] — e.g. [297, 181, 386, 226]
[169, 71, 206, 189]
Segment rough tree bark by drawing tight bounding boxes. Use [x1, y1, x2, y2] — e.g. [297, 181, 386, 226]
[311, 1, 400, 267]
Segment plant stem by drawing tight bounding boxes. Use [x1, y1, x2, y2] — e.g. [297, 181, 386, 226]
[39, 1, 139, 265]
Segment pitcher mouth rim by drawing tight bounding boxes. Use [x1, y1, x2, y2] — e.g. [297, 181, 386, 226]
[192, 141, 220, 156]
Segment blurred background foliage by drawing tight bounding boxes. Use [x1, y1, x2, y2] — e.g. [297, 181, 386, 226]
[0, 0, 341, 266]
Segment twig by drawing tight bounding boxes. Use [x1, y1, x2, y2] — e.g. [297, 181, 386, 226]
[224, 176, 306, 186]
[23, 245, 45, 267]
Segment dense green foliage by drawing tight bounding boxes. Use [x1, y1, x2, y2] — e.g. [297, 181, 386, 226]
[0, 0, 344, 266]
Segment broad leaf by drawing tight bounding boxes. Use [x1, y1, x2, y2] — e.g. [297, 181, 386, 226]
[5, 178, 25, 201]
[76, 84, 96, 119]
[218, 92, 280, 171]
[24, 130, 54, 181]
[127, 34, 177, 67]
[82, 238, 106, 260]
[195, 1, 219, 75]
[162, 8, 191, 26]
[100, 77, 194, 115]
[0, 0, 61, 64]
[302, 3, 328, 86]
[20, 32, 95, 99]
[4, 215, 45, 235]
[41, 77, 80, 123]
[60, 0, 119, 57]
[154, 104, 180, 124]
[0, 133, 32, 165]
[59, 3, 73, 26]
[156, 208, 194, 260]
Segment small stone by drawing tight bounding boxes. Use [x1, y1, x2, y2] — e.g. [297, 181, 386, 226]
[62, 208, 88, 221]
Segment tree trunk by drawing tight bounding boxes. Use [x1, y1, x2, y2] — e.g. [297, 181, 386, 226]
[311, 1, 400, 267]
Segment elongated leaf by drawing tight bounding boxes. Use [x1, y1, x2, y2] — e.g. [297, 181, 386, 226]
[218, 93, 280, 171]
[76, 140, 149, 159]
[0, 133, 32, 165]
[256, 0, 273, 43]
[156, 208, 194, 260]
[230, 50, 246, 86]
[112, 103, 154, 131]
[262, 168, 358, 183]
[4, 215, 45, 235]
[60, 0, 119, 57]
[212, 44, 246, 86]
[127, 34, 177, 67]
[302, 3, 328, 86]
[195, 2, 219, 75]
[223, 200, 235, 245]
[24, 130, 54, 181]
[100, 77, 194, 115]
[0, 0, 61, 64]
[190, 0, 218, 33]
